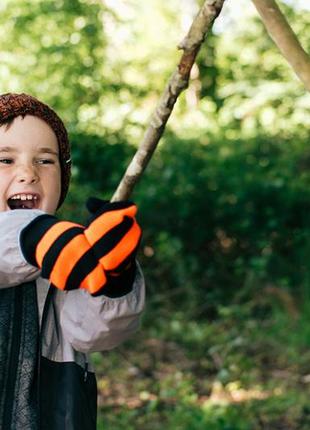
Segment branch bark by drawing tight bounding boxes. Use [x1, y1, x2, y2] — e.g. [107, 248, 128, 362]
[111, 0, 226, 202]
[252, 0, 310, 91]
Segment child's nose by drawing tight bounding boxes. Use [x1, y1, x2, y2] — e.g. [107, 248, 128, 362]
[17, 165, 39, 184]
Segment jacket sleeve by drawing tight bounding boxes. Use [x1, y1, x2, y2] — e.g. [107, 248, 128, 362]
[0, 210, 44, 288]
[60, 263, 145, 353]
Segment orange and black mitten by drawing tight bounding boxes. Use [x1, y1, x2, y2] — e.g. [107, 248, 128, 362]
[84, 197, 141, 296]
[20, 198, 141, 296]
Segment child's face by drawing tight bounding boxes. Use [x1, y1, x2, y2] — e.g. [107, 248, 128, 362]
[0, 115, 61, 214]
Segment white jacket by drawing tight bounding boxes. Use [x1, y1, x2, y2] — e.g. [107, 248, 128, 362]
[0, 209, 145, 430]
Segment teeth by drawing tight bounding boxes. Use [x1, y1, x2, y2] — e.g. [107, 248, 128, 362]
[10, 194, 38, 200]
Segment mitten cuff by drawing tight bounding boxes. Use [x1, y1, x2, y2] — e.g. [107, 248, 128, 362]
[20, 214, 60, 267]
[91, 261, 137, 298]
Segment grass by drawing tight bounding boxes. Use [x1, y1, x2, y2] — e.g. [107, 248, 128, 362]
[93, 293, 310, 429]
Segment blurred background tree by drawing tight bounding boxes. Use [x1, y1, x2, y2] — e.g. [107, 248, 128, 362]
[1, 0, 309, 428]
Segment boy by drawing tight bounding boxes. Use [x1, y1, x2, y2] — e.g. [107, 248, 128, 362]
[0, 93, 145, 430]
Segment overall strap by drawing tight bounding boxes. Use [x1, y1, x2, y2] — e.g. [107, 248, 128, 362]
[0, 282, 40, 430]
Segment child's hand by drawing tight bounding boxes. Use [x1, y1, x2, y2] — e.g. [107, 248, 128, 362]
[20, 198, 141, 295]
[84, 197, 141, 275]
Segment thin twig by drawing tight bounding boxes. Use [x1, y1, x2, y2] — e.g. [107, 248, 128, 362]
[111, 0, 226, 202]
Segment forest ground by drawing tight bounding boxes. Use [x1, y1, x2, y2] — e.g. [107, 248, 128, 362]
[94, 297, 310, 430]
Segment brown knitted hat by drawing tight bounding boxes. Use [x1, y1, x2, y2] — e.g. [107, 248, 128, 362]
[0, 92, 71, 208]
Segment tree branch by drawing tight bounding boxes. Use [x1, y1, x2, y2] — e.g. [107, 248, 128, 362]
[111, 0, 226, 202]
[252, 0, 310, 91]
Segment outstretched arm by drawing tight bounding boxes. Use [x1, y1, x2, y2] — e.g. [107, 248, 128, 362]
[0, 209, 43, 288]
[61, 262, 145, 352]
[20, 199, 141, 296]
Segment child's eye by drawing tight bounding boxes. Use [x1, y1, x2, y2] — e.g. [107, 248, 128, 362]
[36, 159, 55, 165]
[0, 158, 13, 164]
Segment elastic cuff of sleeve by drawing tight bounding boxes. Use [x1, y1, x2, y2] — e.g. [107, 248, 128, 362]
[91, 261, 137, 298]
[20, 214, 59, 267]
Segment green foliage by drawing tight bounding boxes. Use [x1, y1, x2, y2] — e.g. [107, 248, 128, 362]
[1, 0, 309, 139]
[0, 1, 309, 427]
[59, 128, 310, 320]
[95, 301, 310, 429]
[0, 0, 108, 126]
[134, 133, 310, 315]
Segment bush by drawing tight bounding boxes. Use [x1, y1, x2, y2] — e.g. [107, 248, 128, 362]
[61, 131, 310, 317]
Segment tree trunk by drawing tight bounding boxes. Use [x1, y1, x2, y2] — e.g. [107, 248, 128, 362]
[111, 0, 226, 202]
[252, 0, 310, 91]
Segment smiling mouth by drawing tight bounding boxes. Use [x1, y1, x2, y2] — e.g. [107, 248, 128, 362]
[7, 194, 40, 210]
